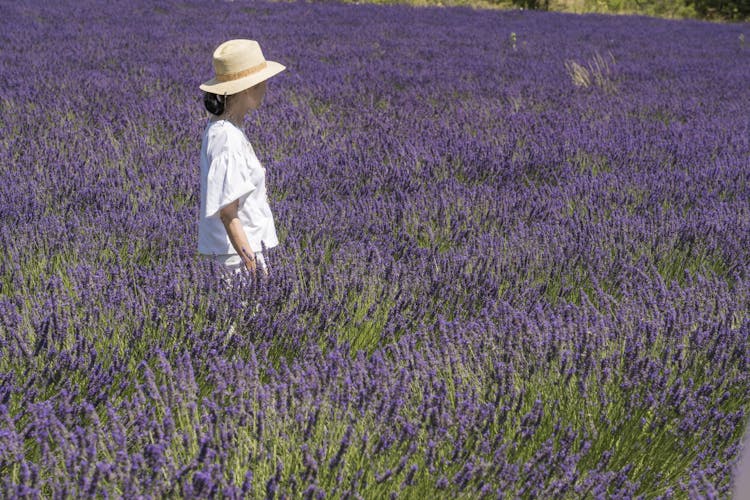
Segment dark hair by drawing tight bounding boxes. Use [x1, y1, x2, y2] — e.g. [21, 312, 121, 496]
[204, 92, 228, 116]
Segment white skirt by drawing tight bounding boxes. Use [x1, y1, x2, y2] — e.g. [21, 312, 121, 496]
[209, 253, 265, 332]
[211, 252, 267, 274]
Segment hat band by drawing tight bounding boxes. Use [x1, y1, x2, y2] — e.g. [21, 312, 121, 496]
[215, 61, 267, 83]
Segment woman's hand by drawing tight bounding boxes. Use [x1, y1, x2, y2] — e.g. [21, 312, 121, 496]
[242, 247, 257, 273]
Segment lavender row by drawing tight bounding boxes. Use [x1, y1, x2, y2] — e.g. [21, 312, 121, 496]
[2, 261, 747, 496]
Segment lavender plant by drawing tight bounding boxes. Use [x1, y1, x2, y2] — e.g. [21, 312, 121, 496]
[0, 0, 748, 497]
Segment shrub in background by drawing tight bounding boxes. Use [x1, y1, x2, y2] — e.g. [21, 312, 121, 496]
[686, 0, 750, 20]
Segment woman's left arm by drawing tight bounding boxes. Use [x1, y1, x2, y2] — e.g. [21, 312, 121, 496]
[219, 200, 259, 274]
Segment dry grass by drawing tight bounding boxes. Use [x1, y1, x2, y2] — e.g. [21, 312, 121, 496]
[564, 51, 618, 93]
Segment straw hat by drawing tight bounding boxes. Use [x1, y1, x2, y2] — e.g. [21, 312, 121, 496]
[200, 39, 285, 95]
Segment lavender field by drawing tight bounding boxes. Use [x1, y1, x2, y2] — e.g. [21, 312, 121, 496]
[1, 0, 749, 497]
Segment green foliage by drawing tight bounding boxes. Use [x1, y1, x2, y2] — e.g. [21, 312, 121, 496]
[685, 0, 750, 20]
[511, 0, 550, 11]
[343, 0, 748, 20]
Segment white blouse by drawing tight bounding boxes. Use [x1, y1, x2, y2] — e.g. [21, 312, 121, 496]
[198, 119, 278, 257]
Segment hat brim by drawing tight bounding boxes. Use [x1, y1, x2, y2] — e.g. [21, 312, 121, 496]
[199, 60, 286, 95]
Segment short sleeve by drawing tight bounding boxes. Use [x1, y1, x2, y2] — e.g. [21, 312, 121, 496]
[204, 150, 256, 219]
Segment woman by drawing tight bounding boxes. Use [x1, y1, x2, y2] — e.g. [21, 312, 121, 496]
[198, 39, 285, 277]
